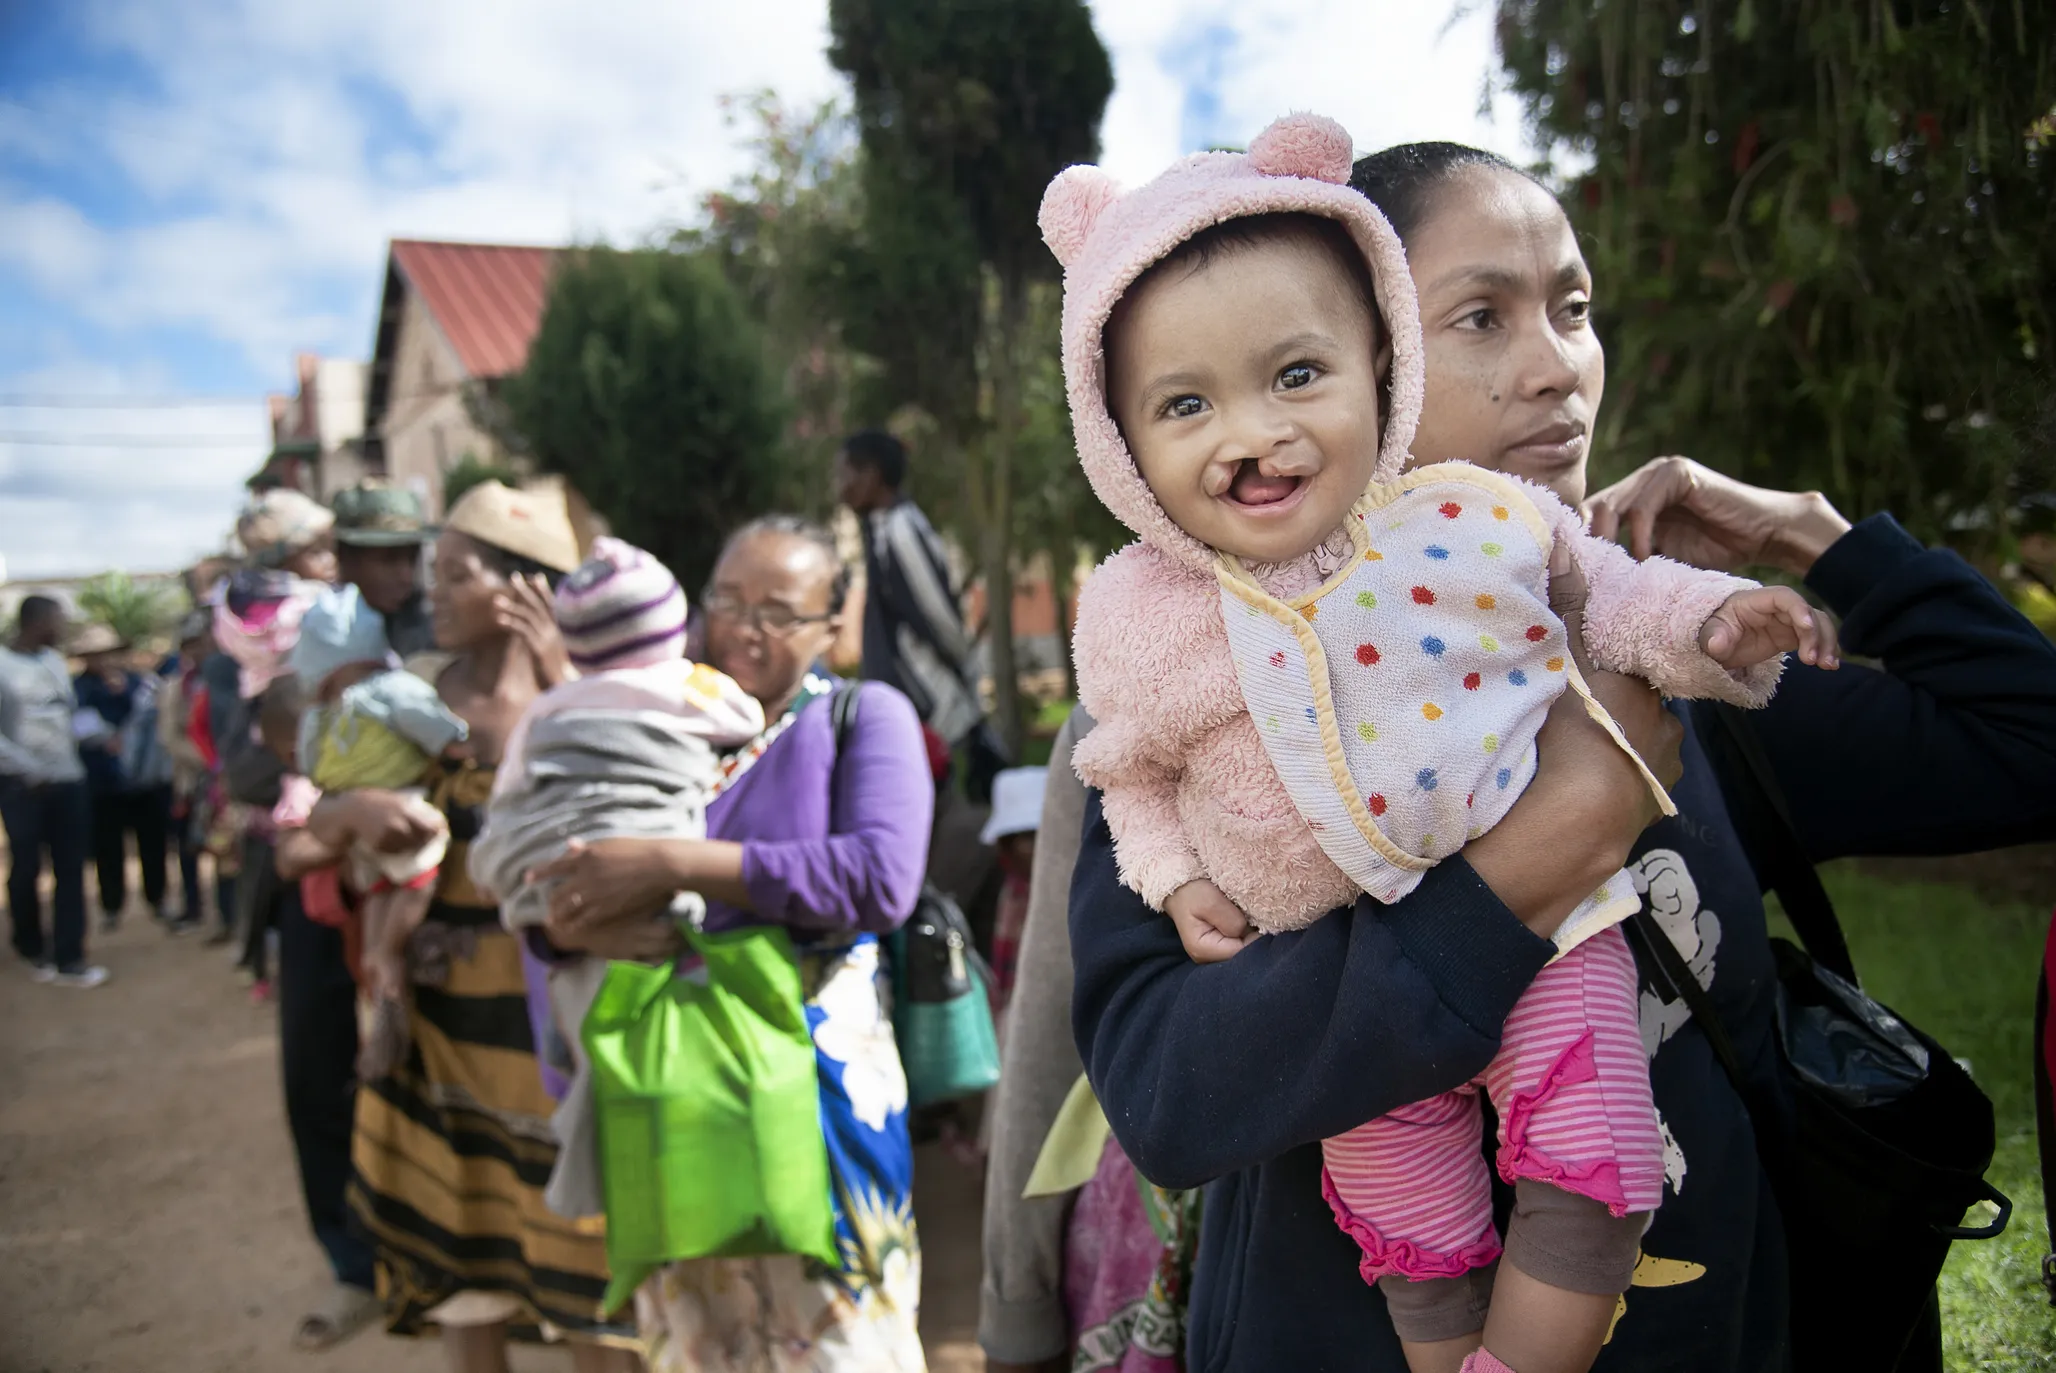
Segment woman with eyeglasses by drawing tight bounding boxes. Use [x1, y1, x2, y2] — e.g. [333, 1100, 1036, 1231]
[531, 513, 936, 1372]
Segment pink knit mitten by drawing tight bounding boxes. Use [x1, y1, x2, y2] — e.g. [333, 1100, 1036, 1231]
[1458, 1352, 1517, 1373]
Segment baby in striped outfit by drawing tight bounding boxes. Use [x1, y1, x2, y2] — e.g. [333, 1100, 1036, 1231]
[1045, 115, 1837, 1373]
[471, 537, 762, 1219]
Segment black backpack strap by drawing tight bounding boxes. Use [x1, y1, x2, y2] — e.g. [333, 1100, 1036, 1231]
[1621, 700, 1856, 1125]
[1628, 701, 1863, 1138]
[1709, 702, 1857, 982]
[1624, 909, 1770, 1124]
[830, 679, 862, 755]
[824, 682, 864, 818]
[2036, 952, 2056, 1299]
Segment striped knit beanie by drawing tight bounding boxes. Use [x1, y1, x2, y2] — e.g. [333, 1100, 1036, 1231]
[553, 537, 688, 672]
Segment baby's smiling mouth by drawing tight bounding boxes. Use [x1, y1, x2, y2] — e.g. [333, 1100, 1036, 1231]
[1226, 459, 1304, 508]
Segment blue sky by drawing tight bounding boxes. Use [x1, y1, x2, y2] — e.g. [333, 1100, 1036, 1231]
[0, 0, 1522, 579]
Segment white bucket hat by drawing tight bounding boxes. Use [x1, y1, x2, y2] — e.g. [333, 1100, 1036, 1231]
[980, 766, 1049, 846]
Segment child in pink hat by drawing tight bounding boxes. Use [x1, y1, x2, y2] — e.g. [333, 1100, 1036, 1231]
[1046, 114, 1838, 1373]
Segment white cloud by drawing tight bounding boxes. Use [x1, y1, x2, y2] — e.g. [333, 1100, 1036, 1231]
[7, 0, 846, 375]
[0, 363, 266, 579]
[0, 197, 108, 294]
[2, 0, 1518, 579]
[1089, 0, 1525, 182]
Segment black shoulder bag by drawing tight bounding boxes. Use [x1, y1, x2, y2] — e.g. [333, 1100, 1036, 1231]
[1623, 703, 2009, 1372]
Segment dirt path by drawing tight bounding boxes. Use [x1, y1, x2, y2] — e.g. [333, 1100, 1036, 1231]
[0, 905, 986, 1373]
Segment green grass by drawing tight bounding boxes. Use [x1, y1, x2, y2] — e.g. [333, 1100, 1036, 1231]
[1788, 868, 2056, 1370]
[1032, 697, 1078, 734]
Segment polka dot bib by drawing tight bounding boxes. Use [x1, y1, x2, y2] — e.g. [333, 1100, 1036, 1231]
[1216, 463, 1670, 949]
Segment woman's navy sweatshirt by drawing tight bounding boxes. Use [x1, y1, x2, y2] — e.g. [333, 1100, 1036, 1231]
[1070, 514, 2056, 1372]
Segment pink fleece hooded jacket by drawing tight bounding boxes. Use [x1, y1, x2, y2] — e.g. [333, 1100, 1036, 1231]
[1046, 113, 1781, 930]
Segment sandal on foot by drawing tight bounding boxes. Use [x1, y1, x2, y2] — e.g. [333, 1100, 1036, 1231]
[292, 1282, 380, 1352]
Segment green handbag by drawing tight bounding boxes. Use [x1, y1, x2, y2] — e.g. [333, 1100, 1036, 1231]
[886, 883, 1003, 1107]
[581, 925, 839, 1314]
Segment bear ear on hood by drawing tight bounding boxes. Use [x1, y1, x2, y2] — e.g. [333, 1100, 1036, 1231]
[1247, 112, 1353, 185]
[1040, 165, 1123, 269]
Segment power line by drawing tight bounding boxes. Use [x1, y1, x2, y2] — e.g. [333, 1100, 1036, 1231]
[0, 381, 470, 412]
[0, 394, 264, 408]
[0, 434, 263, 448]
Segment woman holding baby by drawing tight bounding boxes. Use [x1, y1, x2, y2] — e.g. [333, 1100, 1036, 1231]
[975, 130, 2056, 1373]
[532, 513, 937, 1372]
[286, 482, 640, 1371]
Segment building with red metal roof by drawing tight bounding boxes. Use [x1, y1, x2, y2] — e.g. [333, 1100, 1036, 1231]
[362, 239, 562, 516]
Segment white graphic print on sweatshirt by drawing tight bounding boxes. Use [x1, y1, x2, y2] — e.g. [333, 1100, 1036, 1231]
[1630, 847, 1725, 1197]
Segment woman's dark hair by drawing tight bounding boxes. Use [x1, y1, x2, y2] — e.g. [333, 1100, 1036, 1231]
[1348, 142, 1538, 243]
[718, 514, 853, 614]
[473, 541, 567, 590]
[840, 429, 908, 491]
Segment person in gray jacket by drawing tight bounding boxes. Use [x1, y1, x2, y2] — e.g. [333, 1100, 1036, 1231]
[979, 708, 1093, 1371]
[0, 596, 104, 987]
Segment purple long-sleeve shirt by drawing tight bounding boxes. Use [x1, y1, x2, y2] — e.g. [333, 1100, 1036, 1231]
[703, 681, 933, 937]
[518, 681, 934, 1095]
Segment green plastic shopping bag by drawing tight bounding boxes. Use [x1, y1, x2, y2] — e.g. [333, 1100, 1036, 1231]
[581, 925, 838, 1314]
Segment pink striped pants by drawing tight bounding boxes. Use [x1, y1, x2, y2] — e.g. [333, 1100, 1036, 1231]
[1321, 925, 1663, 1282]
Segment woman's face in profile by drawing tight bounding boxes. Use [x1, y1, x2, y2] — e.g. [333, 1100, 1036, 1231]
[701, 532, 841, 711]
[1402, 165, 1606, 507]
[429, 531, 507, 651]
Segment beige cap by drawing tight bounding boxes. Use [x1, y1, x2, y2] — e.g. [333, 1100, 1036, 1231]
[443, 481, 581, 574]
[238, 489, 336, 569]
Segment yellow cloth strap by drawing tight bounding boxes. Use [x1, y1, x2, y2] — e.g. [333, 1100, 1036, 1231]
[1023, 1072, 1112, 1199]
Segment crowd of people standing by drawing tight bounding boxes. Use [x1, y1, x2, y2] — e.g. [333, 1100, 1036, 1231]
[1, 594, 224, 988]
[3, 436, 1008, 1370]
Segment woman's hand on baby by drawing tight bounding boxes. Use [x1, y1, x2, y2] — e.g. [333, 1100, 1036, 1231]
[493, 572, 573, 688]
[533, 837, 686, 960]
[551, 911, 685, 963]
[1583, 455, 1853, 578]
[1701, 585, 1842, 671]
[1165, 879, 1258, 963]
[338, 789, 443, 854]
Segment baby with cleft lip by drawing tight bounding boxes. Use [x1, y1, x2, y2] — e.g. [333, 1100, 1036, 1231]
[1050, 115, 1838, 1373]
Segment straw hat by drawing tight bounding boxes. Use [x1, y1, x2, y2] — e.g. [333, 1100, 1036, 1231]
[237, 489, 335, 569]
[443, 481, 581, 574]
[69, 623, 127, 657]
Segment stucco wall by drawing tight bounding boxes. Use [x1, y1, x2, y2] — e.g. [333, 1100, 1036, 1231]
[377, 293, 507, 518]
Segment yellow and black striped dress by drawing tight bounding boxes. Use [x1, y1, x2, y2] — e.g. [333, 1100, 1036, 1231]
[347, 760, 634, 1345]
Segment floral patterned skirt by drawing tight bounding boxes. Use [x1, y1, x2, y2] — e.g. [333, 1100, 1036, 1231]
[635, 937, 926, 1371]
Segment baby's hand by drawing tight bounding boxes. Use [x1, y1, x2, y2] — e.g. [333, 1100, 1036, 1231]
[362, 946, 407, 1006]
[1700, 585, 1841, 671]
[1165, 879, 1257, 964]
